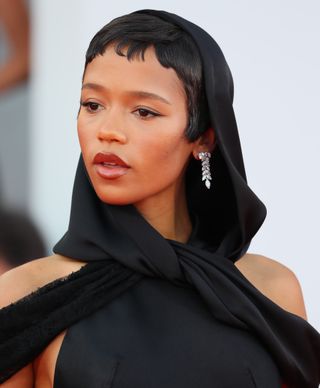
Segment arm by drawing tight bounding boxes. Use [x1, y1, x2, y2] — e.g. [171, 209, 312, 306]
[0, 0, 30, 92]
[260, 256, 308, 320]
[236, 254, 308, 388]
[275, 271, 308, 320]
[273, 268, 307, 387]
[236, 253, 308, 320]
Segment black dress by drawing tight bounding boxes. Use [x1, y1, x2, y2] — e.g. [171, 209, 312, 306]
[1, 9, 319, 388]
[54, 217, 281, 388]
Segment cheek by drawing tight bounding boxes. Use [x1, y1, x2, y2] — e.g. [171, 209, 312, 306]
[75, 110, 191, 205]
[136, 132, 191, 182]
[77, 118, 85, 144]
[132, 115, 190, 179]
[77, 119, 95, 156]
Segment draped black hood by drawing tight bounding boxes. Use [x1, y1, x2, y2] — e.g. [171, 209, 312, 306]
[54, 9, 267, 264]
[51, 12, 320, 385]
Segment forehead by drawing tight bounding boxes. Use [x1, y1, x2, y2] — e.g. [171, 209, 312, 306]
[82, 45, 186, 100]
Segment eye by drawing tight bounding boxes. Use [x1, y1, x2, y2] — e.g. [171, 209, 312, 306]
[80, 101, 103, 113]
[134, 108, 160, 119]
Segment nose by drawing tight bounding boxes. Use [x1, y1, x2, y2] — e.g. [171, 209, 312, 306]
[97, 110, 127, 144]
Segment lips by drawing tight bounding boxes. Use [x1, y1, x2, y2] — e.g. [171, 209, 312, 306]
[93, 152, 130, 167]
[93, 152, 130, 180]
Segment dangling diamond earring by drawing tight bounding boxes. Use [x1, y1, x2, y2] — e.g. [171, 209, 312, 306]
[198, 151, 212, 189]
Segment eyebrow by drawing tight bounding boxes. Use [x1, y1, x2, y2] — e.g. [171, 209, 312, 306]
[81, 82, 171, 105]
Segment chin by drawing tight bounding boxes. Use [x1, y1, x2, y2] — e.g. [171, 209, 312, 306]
[93, 183, 143, 206]
[88, 175, 132, 205]
[94, 184, 156, 207]
[91, 178, 168, 207]
[95, 190, 133, 206]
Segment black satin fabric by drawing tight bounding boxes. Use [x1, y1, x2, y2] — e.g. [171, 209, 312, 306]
[0, 8, 320, 388]
[54, 218, 282, 388]
[54, 278, 281, 388]
[54, 232, 282, 388]
[52, 157, 320, 388]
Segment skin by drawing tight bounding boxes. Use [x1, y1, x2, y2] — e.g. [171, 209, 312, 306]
[78, 44, 215, 242]
[0, 44, 308, 387]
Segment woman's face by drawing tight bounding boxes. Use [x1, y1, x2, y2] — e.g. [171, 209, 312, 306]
[78, 44, 200, 206]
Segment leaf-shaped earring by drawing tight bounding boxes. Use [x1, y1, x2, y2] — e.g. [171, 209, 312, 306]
[198, 151, 212, 189]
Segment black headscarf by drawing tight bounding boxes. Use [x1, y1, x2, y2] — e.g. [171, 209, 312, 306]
[1, 9, 319, 387]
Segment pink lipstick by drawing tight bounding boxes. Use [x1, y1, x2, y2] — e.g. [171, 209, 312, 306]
[93, 152, 130, 179]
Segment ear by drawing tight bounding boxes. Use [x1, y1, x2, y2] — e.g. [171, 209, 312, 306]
[192, 127, 216, 160]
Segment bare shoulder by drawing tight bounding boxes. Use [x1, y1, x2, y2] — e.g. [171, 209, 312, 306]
[0, 254, 86, 309]
[235, 252, 308, 320]
[0, 256, 86, 386]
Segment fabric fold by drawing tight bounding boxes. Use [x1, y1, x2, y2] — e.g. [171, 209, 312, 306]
[0, 261, 143, 383]
[1, 8, 319, 388]
[2, 233, 320, 386]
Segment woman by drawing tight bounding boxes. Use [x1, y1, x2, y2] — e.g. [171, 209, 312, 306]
[0, 9, 319, 388]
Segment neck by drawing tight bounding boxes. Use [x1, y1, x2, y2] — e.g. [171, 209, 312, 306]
[133, 181, 192, 244]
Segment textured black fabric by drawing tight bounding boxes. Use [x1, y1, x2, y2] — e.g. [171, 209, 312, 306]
[0, 260, 143, 383]
[0, 8, 320, 387]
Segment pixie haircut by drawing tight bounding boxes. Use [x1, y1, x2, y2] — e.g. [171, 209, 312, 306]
[83, 12, 210, 142]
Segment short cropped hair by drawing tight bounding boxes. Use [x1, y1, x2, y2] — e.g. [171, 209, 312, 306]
[83, 12, 210, 142]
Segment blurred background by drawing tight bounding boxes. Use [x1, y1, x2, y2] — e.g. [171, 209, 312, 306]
[0, 0, 319, 330]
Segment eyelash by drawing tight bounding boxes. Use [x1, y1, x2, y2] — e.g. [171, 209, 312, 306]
[80, 101, 101, 113]
[80, 101, 161, 119]
[134, 108, 161, 119]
